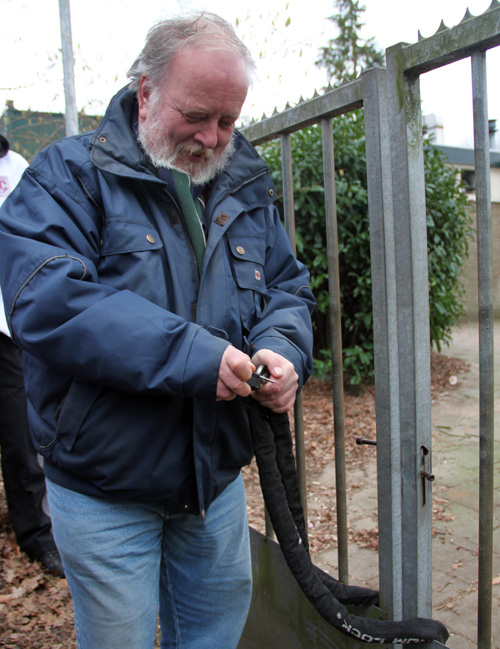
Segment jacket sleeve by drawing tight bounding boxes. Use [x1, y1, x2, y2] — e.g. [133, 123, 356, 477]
[248, 204, 315, 390]
[0, 146, 229, 399]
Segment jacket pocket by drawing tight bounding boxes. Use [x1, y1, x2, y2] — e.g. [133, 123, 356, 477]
[98, 219, 166, 304]
[52, 379, 102, 452]
[100, 219, 163, 256]
[227, 235, 267, 332]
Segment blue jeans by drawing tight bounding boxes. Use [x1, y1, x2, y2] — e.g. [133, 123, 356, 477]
[46, 474, 252, 649]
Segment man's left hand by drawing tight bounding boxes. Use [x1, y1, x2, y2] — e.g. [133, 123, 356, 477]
[250, 349, 298, 413]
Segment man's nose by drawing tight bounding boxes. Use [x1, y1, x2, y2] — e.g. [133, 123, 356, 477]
[195, 120, 219, 149]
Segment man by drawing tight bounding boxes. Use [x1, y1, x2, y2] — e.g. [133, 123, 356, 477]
[0, 12, 314, 649]
[0, 134, 63, 576]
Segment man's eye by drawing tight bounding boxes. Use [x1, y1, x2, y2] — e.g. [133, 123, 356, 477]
[184, 114, 203, 123]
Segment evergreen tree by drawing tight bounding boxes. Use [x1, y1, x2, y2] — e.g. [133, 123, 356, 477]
[316, 0, 384, 84]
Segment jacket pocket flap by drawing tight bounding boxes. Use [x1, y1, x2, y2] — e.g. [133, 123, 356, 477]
[227, 236, 266, 293]
[101, 220, 163, 256]
[227, 235, 265, 265]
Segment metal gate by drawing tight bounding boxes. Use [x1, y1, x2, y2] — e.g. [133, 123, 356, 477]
[239, 5, 499, 648]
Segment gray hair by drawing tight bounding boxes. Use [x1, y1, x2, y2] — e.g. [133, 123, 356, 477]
[127, 11, 256, 93]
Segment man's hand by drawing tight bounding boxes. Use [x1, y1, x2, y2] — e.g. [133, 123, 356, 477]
[250, 349, 298, 413]
[217, 346, 255, 402]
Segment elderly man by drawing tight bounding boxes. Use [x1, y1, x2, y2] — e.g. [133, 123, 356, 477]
[0, 12, 314, 649]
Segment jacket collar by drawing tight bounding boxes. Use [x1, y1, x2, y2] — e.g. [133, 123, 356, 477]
[90, 86, 150, 179]
[89, 85, 274, 212]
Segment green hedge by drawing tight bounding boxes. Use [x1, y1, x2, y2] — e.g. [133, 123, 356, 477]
[258, 111, 472, 386]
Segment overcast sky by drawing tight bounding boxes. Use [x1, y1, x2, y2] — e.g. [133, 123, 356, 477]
[1, 0, 498, 147]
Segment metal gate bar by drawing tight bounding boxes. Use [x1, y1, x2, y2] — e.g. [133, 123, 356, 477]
[322, 117, 349, 584]
[281, 131, 309, 527]
[471, 50, 495, 649]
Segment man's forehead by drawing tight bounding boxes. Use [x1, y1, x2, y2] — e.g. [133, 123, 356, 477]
[164, 47, 248, 92]
[160, 48, 249, 115]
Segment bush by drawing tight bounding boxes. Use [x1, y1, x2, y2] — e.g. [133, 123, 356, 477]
[258, 111, 472, 385]
[424, 139, 473, 350]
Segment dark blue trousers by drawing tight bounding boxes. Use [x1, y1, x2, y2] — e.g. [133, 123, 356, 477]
[0, 332, 56, 558]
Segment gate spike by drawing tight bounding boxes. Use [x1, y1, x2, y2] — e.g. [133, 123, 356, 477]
[460, 8, 474, 22]
[435, 19, 450, 34]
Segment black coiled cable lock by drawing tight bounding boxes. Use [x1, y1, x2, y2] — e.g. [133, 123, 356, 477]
[246, 400, 449, 645]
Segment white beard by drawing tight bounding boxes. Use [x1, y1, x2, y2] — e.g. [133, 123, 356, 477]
[138, 101, 235, 186]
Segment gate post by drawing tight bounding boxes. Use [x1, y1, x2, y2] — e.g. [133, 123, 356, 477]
[383, 43, 434, 620]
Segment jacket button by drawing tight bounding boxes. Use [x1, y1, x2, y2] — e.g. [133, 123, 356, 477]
[99, 136, 107, 143]
[268, 188, 274, 197]
[236, 246, 245, 255]
[146, 234, 156, 244]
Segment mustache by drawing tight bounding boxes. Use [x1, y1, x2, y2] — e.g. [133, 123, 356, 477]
[177, 142, 214, 161]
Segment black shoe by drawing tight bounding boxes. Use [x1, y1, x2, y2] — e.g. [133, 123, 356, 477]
[38, 549, 65, 577]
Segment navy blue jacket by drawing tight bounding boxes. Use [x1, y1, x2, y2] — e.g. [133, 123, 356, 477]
[0, 86, 314, 513]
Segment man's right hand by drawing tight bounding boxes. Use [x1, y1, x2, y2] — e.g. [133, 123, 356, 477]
[216, 346, 255, 402]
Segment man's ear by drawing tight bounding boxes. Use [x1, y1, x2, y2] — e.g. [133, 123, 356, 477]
[138, 76, 152, 120]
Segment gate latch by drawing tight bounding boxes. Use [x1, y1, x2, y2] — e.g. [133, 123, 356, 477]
[420, 445, 435, 505]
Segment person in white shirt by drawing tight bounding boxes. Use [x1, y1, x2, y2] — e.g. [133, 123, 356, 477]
[0, 134, 63, 576]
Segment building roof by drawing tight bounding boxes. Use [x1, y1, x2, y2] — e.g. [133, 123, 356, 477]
[434, 144, 500, 168]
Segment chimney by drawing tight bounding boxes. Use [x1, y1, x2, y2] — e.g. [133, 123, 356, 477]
[423, 114, 444, 144]
[489, 119, 498, 150]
